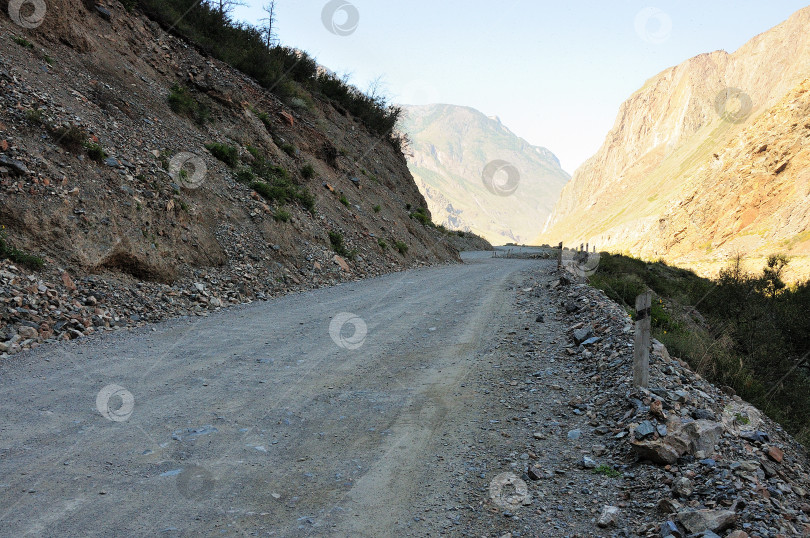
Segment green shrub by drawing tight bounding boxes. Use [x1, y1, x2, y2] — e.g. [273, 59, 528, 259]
[456, 231, 465, 237]
[13, 36, 33, 49]
[300, 164, 315, 179]
[395, 241, 408, 255]
[25, 109, 44, 125]
[168, 84, 209, 125]
[339, 195, 349, 207]
[592, 465, 620, 478]
[235, 169, 255, 184]
[328, 231, 356, 259]
[273, 209, 291, 222]
[205, 142, 238, 168]
[410, 207, 431, 226]
[53, 125, 87, 152]
[377, 239, 387, 250]
[373, 205, 381, 213]
[251, 179, 314, 213]
[84, 142, 107, 163]
[0, 226, 43, 270]
[280, 142, 296, 157]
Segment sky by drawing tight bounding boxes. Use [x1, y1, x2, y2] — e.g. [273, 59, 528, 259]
[231, 1, 810, 174]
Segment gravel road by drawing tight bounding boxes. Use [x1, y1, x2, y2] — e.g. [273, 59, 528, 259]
[0, 252, 549, 536]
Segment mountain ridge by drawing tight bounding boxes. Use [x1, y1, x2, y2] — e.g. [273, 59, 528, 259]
[540, 6, 810, 280]
[401, 103, 569, 245]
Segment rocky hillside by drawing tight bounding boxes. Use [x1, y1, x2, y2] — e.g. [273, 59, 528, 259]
[400, 104, 570, 245]
[0, 0, 473, 354]
[540, 6, 810, 281]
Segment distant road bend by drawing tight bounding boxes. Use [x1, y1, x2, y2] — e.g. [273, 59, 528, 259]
[0, 251, 542, 536]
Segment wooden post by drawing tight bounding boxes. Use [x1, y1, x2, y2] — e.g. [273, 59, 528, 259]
[580, 243, 584, 252]
[557, 242, 563, 271]
[586, 242, 589, 253]
[633, 291, 652, 388]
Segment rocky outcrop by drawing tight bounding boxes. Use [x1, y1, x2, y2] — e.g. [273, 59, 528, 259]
[540, 6, 810, 281]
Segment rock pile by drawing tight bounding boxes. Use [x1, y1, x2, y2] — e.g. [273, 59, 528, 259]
[551, 274, 810, 536]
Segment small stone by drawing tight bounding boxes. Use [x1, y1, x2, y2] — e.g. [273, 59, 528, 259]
[660, 520, 682, 537]
[677, 509, 736, 533]
[766, 445, 784, 463]
[597, 505, 620, 528]
[672, 477, 693, 497]
[572, 326, 594, 345]
[567, 429, 581, 440]
[333, 255, 350, 271]
[726, 531, 750, 538]
[635, 420, 656, 438]
[18, 326, 37, 339]
[692, 409, 716, 421]
[582, 456, 597, 469]
[535, 314, 544, 323]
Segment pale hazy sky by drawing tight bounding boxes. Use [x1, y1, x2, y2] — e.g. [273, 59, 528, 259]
[232, 1, 809, 173]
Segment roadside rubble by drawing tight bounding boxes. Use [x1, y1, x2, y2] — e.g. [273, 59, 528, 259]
[462, 262, 810, 537]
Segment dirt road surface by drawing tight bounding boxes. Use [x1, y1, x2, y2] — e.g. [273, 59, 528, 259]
[1, 252, 576, 536]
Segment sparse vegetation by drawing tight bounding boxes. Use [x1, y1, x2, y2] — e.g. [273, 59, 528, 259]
[13, 36, 33, 49]
[339, 195, 349, 207]
[205, 142, 238, 168]
[377, 239, 387, 250]
[328, 231, 356, 259]
[280, 142, 296, 158]
[373, 205, 381, 213]
[410, 207, 431, 226]
[53, 125, 88, 152]
[273, 208, 291, 222]
[25, 108, 45, 125]
[592, 465, 621, 478]
[395, 241, 408, 255]
[136, 0, 403, 143]
[168, 83, 210, 125]
[589, 252, 810, 447]
[0, 226, 43, 270]
[300, 164, 315, 179]
[84, 142, 107, 163]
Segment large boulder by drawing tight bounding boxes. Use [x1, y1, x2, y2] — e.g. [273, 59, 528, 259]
[677, 509, 737, 533]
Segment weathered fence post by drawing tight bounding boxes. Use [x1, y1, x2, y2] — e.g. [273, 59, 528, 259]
[557, 242, 563, 271]
[633, 292, 652, 388]
[586, 242, 589, 253]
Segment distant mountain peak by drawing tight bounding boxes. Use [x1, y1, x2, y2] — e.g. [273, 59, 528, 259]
[400, 104, 569, 245]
